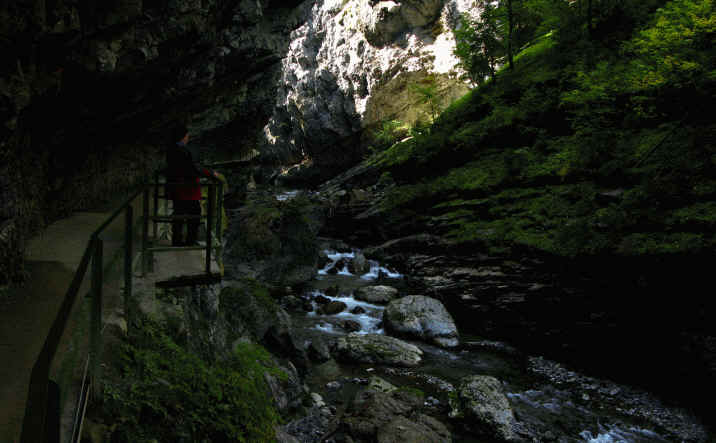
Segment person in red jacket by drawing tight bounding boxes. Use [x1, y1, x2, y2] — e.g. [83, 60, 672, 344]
[167, 124, 217, 246]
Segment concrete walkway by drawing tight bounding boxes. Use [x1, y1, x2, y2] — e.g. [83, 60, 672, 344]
[0, 191, 220, 442]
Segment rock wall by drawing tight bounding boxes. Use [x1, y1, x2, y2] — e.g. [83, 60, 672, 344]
[0, 0, 479, 280]
[0, 0, 305, 282]
[262, 0, 475, 170]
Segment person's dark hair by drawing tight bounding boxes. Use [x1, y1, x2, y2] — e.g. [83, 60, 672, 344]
[170, 122, 189, 144]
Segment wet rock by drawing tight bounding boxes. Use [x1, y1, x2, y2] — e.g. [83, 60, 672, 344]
[281, 295, 303, 310]
[348, 252, 369, 275]
[377, 414, 452, 443]
[425, 396, 440, 406]
[384, 295, 459, 347]
[449, 375, 516, 441]
[318, 251, 331, 269]
[351, 306, 367, 315]
[275, 426, 301, 443]
[311, 392, 326, 408]
[264, 360, 306, 413]
[313, 359, 342, 381]
[343, 390, 413, 439]
[343, 319, 362, 332]
[324, 285, 340, 298]
[334, 258, 348, 272]
[308, 339, 331, 362]
[342, 387, 450, 442]
[326, 381, 342, 391]
[302, 300, 314, 312]
[355, 285, 399, 304]
[315, 294, 331, 305]
[282, 405, 337, 443]
[321, 301, 348, 315]
[332, 333, 423, 367]
[225, 196, 322, 287]
[367, 376, 397, 393]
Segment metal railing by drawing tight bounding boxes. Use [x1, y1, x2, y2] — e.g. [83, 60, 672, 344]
[143, 171, 224, 278]
[19, 171, 224, 443]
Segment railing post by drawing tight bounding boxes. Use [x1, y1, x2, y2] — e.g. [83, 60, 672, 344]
[124, 205, 133, 326]
[90, 237, 103, 402]
[142, 187, 149, 275]
[153, 171, 159, 241]
[216, 181, 223, 241]
[206, 183, 215, 275]
[216, 181, 223, 274]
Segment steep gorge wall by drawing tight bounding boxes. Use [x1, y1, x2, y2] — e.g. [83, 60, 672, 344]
[0, 0, 305, 282]
[263, 0, 474, 172]
[0, 0, 477, 282]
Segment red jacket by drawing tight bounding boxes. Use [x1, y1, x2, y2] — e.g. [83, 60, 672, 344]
[166, 143, 210, 200]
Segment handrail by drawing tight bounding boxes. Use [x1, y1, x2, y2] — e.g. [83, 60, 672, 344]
[20, 237, 95, 442]
[91, 189, 144, 238]
[20, 174, 225, 443]
[142, 171, 224, 276]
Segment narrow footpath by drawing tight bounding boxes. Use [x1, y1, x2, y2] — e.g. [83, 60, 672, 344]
[0, 196, 147, 442]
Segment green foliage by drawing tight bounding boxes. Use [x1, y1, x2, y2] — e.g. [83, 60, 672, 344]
[369, 120, 409, 155]
[103, 318, 283, 442]
[410, 76, 442, 121]
[626, 0, 716, 89]
[454, 9, 502, 84]
[370, 0, 716, 258]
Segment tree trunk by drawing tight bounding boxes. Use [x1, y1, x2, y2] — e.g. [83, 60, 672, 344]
[507, 0, 514, 70]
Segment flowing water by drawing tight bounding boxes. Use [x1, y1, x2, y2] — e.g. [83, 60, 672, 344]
[288, 247, 709, 442]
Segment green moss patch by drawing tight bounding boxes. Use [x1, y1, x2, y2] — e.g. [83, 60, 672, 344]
[100, 318, 283, 442]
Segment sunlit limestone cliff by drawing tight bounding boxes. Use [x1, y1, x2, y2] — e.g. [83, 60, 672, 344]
[262, 0, 476, 171]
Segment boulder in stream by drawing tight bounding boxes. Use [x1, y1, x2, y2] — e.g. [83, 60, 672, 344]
[343, 319, 362, 332]
[324, 285, 340, 298]
[377, 415, 452, 443]
[348, 252, 370, 275]
[449, 375, 516, 441]
[320, 300, 347, 315]
[342, 387, 450, 442]
[332, 333, 423, 367]
[383, 295, 459, 347]
[314, 294, 331, 305]
[355, 285, 399, 304]
[307, 338, 331, 362]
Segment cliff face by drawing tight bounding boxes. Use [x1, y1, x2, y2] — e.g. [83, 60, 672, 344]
[0, 0, 305, 282]
[263, 0, 473, 170]
[0, 0, 475, 282]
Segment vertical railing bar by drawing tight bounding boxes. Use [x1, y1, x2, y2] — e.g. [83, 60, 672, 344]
[90, 237, 103, 402]
[206, 183, 215, 275]
[216, 181, 223, 241]
[142, 187, 149, 275]
[124, 205, 133, 326]
[153, 171, 159, 241]
[216, 181, 223, 274]
[70, 355, 90, 442]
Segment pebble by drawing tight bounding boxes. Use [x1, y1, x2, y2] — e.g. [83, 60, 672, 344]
[311, 392, 326, 408]
[326, 381, 341, 390]
[425, 396, 440, 406]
